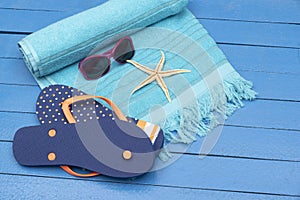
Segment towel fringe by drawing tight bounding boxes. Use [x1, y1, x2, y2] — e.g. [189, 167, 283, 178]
[159, 72, 257, 160]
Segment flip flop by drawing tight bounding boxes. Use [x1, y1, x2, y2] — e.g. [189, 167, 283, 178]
[13, 85, 164, 178]
[35, 85, 164, 152]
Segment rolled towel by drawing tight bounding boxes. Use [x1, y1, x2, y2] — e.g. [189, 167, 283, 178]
[18, 0, 188, 77]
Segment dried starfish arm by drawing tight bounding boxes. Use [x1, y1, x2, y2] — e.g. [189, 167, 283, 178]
[131, 74, 156, 95]
[128, 51, 191, 102]
[155, 51, 165, 72]
[160, 69, 191, 77]
[156, 75, 171, 102]
[126, 60, 154, 75]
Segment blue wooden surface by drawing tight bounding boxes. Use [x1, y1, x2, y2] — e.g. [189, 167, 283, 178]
[0, 0, 299, 199]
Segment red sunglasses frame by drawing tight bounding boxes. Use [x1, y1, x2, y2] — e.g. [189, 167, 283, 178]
[78, 36, 135, 80]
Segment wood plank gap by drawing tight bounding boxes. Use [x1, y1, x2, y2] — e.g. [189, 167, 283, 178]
[0, 57, 23, 60]
[256, 97, 300, 103]
[0, 140, 11, 143]
[224, 124, 300, 133]
[0, 82, 37, 87]
[0, 110, 35, 114]
[171, 152, 300, 163]
[0, 82, 38, 87]
[0, 7, 62, 12]
[197, 17, 300, 26]
[0, 30, 31, 35]
[217, 42, 300, 50]
[238, 69, 300, 76]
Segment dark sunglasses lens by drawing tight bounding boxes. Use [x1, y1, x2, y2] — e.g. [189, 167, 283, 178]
[114, 39, 134, 63]
[81, 57, 109, 79]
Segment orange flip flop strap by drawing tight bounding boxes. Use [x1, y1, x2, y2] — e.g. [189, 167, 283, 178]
[60, 166, 100, 177]
[60, 95, 128, 177]
[62, 95, 128, 123]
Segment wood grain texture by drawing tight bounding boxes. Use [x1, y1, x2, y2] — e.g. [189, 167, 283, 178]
[1, 142, 299, 196]
[0, 34, 24, 59]
[219, 44, 300, 75]
[2, 174, 298, 200]
[0, 59, 36, 85]
[1, 0, 300, 24]
[199, 19, 300, 49]
[239, 71, 300, 101]
[0, 0, 105, 12]
[0, 9, 69, 32]
[0, 112, 39, 141]
[226, 100, 300, 131]
[189, 0, 300, 24]
[0, 84, 39, 113]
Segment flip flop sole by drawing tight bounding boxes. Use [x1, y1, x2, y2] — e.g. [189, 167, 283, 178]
[13, 117, 156, 178]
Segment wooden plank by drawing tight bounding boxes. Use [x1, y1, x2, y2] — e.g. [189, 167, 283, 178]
[199, 19, 300, 49]
[0, 12, 299, 49]
[226, 100, 300, 131]
[1, 142, 299, 196]
[188, 0, 300, 24]
[0, 9, 68, 33]
[0, 0, 106, 12]
[1, 110, 299, 161]
[219, 44, 300, 75]
[0, 34, 24, 59]
[0, 59, 36, 85]
[1, 0, 300, 25]
[187, 125, 300, 162]
[240, 71, 300, 101]
[0, 112, 39, 141]
[2, 174, 297, 200]
[0, 85, 40, 113]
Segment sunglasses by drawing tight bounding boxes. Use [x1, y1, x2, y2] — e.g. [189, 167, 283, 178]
[79, 36, 135, 80]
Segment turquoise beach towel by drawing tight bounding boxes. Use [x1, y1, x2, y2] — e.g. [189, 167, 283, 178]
[18, 0, 256, 158]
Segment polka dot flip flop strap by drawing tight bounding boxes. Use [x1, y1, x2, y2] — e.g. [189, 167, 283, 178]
[13, 85, 164, 178]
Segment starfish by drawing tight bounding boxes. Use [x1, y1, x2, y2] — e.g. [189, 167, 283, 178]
[126, 51, 191, 102]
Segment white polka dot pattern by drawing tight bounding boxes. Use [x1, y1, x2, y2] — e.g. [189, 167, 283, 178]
[36, 85, 136, 125]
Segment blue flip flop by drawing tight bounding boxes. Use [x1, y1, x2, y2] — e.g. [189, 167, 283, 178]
[13, 85, 164, 178]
